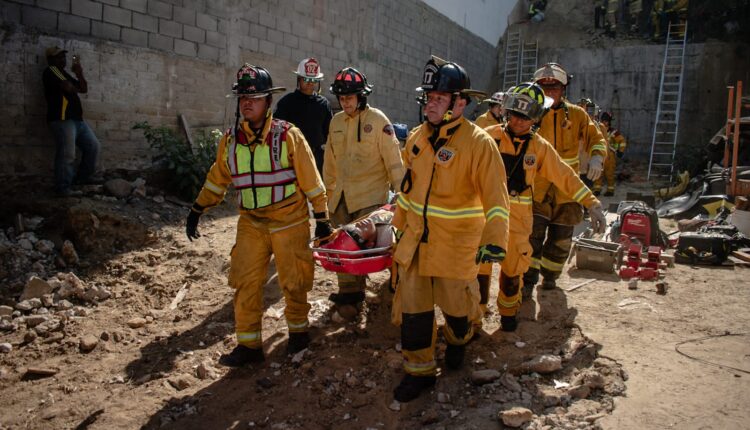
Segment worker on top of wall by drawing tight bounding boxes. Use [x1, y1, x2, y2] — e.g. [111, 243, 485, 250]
[391, 56, 509, 402]
[479, 83, 605, 331]
[274, 57, 333, 174]
[522, 63, 607, 297]
[475, 91, 506, 129]
[529, 0, 548, 23]
[323, 67, 405, 320]
[593, 111, 627, 196]
[186, 64, 332, 367]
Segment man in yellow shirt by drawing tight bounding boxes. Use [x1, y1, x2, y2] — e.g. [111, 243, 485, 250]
[186, 64, 332, 367]
[323, 67, 405, 317]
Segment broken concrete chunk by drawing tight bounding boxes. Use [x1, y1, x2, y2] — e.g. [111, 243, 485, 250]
[79, 335, 99, 352]
[105, 178, 133, 198]
[523, 355, 563, 374]
[127, 317, 148, 329]
[499, 407, 533, 427]
[20, 276, 54, 301]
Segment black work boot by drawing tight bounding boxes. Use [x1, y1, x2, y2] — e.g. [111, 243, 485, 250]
[522, 282, 535, 300]
[501, 315, 518, 332]
[393, 374, 437, 403]
[328, 291, 365, 305]
[444, 343, 466, 369]
[541, 278, 557, 290]
[287, 332, 310, 354]
[218, 345, 264, 367]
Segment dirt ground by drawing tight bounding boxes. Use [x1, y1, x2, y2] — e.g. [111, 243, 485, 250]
[0, 177, 749, 430]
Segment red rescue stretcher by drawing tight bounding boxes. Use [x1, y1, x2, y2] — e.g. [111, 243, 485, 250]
[310, 206, 394, 275]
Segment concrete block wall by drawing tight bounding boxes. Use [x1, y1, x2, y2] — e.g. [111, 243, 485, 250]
[0, 0, 497, 176]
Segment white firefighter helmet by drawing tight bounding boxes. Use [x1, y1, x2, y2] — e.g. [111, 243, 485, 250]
[294, 57, 324, 80]
[533, 63, 569, 86]
[483, 91, 505, 105]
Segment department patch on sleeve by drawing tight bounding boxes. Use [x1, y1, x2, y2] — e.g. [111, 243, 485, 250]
[523, 154, 537, 169]
[363, 124, 373, 133]
[383, 124, 394, 136]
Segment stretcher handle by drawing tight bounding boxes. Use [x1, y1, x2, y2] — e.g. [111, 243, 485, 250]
[310, 246, 392, 256]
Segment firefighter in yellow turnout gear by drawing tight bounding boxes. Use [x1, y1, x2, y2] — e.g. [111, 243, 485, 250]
[593, 111, 627, 196]
[186, 64, 332, 367]
[474, 91, 505, 129]
[323, 67, 405, 316]
[523, 63, 608, 294]
[391, 57, 510, 402]
[478, 83, 606, 332]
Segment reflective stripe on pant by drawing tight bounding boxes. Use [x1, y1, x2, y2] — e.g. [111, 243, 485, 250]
[524, 200, 582, 285]
[594, 154, 616, 192]
[393, 251, 481, 376]
[331, 197, 382, 294]
[496, 231, 533, 316]
[229, 216, 313, 348]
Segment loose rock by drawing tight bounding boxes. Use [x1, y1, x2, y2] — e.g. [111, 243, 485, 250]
[0, 305, 13, 316]
[168, 374, 193, 391]
[104, 178, 133, 198]
[499, 407, 533, 428]
[127, 317, 148, 329]
[61, 241, 79, 266]
[0, 343, 12, 353]
[523, 355, 563, 374]
[21, 276, 54, 301]
[471, 369, 501, 385]
[79, 335, 99, 352]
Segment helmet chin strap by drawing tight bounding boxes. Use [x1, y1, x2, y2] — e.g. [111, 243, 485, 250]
[441, 93, 458, 123]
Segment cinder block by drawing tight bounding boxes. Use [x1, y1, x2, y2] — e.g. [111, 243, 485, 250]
[173, 6, 195, 25]
[159, 19, 182, 38]
[241, 36, 259, 52]
[103, 5, 131, 27]
[58, 13, 90, 35]
[259, 40, 274, 56]
[72, 0, 102, 20]
[283, 32, 298, 49]
[148, 33, 173, 51]
[37, 0, 70, 13]
[121, 0, 147, 13]
[197, 44, 218, 61]
[249, 23, 266, 40]
[147, 0, 171, 19]
[196, 12, 216, 31]
[267, 28, 283, 45]
[183, 25, 205, 43]
[122, 28, 148, 47]
[132, 12, 157, 32]
[205, 30, 225, 48]
[21, 6, 57, 30]
[174, 39, 196, 57]
[99, 0, 118, 5]
[92, 21, 120, 41]
[276, 18, 291, 34]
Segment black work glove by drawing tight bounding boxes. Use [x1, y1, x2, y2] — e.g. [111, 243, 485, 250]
[475, 244, 506, 264]
[186, 203, 204, 241]
[616, 151, 624, 159]
[315, 220, 334, 239]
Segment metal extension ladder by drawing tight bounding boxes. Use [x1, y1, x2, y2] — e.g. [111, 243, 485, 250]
[647, 21, 688, 181]
[502, 29, 522, 91]
[519, 40, 538, 83]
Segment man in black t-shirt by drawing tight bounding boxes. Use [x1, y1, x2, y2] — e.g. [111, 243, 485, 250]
[42, 46, 101, 196]
[274, 57, 333, 173]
